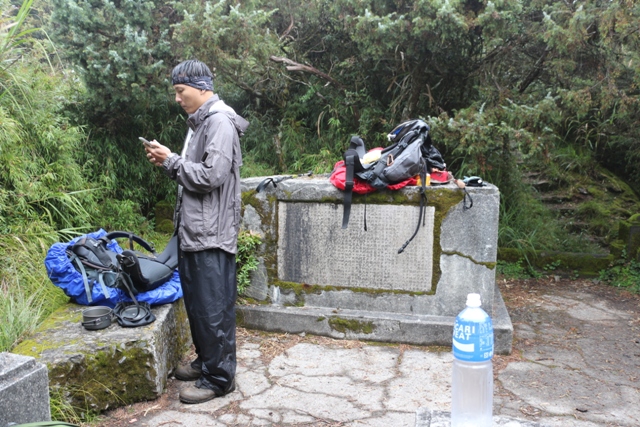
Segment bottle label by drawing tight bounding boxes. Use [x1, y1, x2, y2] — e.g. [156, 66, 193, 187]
[452, 317, 494, 361]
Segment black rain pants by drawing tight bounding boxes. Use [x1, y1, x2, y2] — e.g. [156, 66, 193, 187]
[179, 247, 237, 394]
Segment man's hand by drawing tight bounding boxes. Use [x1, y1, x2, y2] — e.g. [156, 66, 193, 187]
[144, 140, 173, 167]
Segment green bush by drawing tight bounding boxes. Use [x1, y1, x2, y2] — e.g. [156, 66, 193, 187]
[496, 259, 541, 280]
[599, 257, 640, 294]
[236, 230, 262, 296]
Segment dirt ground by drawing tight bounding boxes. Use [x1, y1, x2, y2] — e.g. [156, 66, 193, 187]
[89, 276, 640, 426]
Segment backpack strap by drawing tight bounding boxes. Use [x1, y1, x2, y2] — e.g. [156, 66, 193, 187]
[67, 251, 113, 303]
[96, 271, 116, 297]
[398, 162, 428, 254]
[341, 136, 369, 229]
[104, 231, 157, 254]
[67, 252, 94, 304]
[463, 188, 473, 210]
[342, 152, 357, 229]
[256, 175, 294, 193]
[371, 140, 401, 179]
[120, 273, 139, 303]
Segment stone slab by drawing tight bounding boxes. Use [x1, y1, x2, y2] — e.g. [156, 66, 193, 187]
[440, 187, 500, 263]
[0, 352, 50, 426]
[11, 300, 191, 413]
[415, 407, 549, 426]
[435, 253, 497, 317]
[278, 202, 435, 292]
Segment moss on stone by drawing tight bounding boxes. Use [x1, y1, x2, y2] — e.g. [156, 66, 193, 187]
[586, 186, 606, 199]
[629, 228, 640, 260]
[13, 338, 63, 359]
[497, 247, 522, 263]
[236, 308, 246, 327]
[47, 344, 158, 414]
[155, 218, 174, 233]
[13, 306, 83, 358]
[609, 240, 626, 259]
[15, 335, 159, 418]
[242, 191, 279, 284]
[275, 281, 333, 295]
[424, 188, 466, 289]
[273, 280, 431, 297]
[328, 317, 375, 334]
[441, 251, 497, 270]
[13, 302, 189, 420]
[154, 200, 174, 222]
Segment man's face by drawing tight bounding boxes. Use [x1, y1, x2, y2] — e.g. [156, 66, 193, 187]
[173, 84, 209, 114]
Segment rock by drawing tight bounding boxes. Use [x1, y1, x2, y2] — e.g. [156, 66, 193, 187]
[12, 300, 191, 413]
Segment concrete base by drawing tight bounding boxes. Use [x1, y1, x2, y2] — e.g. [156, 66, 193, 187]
[0, 352, 50, 427]
[11, 300, 191, 413]
[238, 284, 513, 354]
[415, 408, 548, 427]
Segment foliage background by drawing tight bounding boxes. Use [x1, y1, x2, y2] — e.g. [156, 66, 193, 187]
[2, 0, 640, 356]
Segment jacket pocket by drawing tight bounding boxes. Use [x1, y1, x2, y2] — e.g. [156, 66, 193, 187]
[202, 191, 218, 237]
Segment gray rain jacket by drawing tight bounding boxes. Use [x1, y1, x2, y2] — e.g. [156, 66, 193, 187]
[163, 95, 249, 254]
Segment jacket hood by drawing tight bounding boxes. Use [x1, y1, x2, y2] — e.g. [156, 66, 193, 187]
[188, 95, 250, 136]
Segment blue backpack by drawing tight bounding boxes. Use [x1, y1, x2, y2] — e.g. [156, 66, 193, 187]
[66, 231, 178, 302]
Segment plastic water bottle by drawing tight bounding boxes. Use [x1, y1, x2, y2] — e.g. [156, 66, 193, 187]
[451, 293, 494, 427]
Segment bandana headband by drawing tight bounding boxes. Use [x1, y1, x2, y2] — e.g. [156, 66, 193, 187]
[172, 75, 214, 91]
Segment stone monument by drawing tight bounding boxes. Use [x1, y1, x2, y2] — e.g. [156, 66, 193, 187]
[238, 176, 512, 354]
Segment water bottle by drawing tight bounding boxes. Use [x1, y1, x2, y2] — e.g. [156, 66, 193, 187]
[451, 293, 494, 427]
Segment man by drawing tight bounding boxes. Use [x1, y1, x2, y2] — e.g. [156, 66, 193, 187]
[144, 59, 249, 404]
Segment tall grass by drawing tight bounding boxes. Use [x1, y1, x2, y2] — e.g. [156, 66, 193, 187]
[0, 230, 70, 352]
[0, 279, 42, 352]
[0, 0, 99, 352]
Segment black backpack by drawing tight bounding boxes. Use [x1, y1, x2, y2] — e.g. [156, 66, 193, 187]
[341, 120, 445, 253]
[66, 231, 178, 304]
[344, 120, 427, 193]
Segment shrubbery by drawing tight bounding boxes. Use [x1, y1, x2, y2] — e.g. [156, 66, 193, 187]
[3, 0, 640, 352]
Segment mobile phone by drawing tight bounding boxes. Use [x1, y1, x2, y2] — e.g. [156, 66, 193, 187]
[139, 137, 152, 147]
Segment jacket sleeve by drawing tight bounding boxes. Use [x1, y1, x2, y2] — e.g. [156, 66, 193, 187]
[164, 114, 237, 193]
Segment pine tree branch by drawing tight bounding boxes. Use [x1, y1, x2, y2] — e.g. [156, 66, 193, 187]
[269, 55, 344, 89]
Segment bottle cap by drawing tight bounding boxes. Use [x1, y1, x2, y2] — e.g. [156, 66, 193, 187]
[466, 293, 481, 307]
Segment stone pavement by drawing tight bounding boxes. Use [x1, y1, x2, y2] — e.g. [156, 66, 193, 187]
[96, 278, 640, 427]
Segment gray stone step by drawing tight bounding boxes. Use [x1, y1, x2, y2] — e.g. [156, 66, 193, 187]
[238, 286, 513, 354]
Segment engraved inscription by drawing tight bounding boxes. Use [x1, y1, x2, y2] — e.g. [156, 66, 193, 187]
[277, 203, 435, 292]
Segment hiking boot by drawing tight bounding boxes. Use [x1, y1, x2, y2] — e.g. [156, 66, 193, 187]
[173, 363, 202, 381]
[179, 380, 236, 404]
